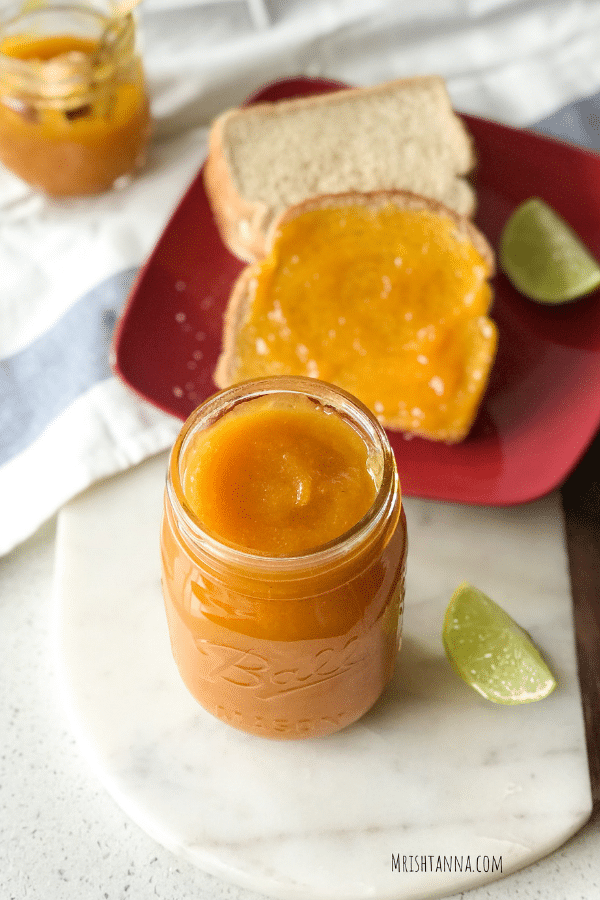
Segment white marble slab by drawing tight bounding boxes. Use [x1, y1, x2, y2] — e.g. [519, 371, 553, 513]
[53, 452, 592, 900]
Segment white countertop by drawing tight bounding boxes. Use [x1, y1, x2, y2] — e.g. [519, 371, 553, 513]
[1, 512, 599, 900]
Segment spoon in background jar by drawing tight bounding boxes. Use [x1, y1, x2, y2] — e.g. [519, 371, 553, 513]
[40, 0, 144, 95]
[93, 0, 144, 65]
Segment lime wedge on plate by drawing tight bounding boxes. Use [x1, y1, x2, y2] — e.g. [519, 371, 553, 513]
[442, 582, 556, 704]
[499, 197, 600, 303]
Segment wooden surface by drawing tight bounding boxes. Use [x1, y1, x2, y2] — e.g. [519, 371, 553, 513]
[562, 427, 600, 820]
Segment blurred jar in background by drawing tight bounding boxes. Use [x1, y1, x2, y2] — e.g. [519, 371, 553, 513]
[0, 0, 151, 196]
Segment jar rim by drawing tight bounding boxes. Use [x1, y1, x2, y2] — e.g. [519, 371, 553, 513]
[166, 376, 400, 575]
[0, 0, 121, 31]
[0, 3, 135, 98]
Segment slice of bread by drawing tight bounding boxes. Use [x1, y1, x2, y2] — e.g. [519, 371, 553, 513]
[214, 190, 497, 444]
[204, 76, 477, 262]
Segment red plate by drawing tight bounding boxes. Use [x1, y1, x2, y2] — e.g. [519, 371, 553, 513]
[112, 76, 600, 506]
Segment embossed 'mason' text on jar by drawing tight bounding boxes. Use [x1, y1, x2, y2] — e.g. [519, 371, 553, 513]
[0, 0, 151, 196]
[160, 377, 407, 740]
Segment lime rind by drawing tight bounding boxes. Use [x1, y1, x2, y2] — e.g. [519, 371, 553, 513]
[442, 581, 557, 705]
[499, 197, 600, 304]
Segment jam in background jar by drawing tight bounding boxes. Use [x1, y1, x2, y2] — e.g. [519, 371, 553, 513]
[160, 377, 408, 740]
[0, 0, 151, 195]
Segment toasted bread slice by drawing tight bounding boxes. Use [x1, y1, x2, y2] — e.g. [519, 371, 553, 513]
[214, 190, 497, 444]
[205, 76, 476, 261]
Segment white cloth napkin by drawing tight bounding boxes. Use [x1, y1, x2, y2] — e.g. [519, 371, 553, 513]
[2, 0, 600, 556]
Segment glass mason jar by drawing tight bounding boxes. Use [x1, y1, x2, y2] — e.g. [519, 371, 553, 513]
[0, 0, 151, 196]
[160, 377, 408, 740]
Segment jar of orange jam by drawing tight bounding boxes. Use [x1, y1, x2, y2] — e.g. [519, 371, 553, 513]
[0, 0, 151, 196]
[160, 377, 407, 740]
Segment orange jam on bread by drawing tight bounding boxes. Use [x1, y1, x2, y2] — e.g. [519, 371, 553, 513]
[0, 21, 150, 196]
[215, 192, 497, 443]
[160, 378, 407, 739]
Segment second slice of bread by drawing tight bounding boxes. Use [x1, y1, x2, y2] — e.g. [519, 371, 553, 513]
[204, 76, 477, 261]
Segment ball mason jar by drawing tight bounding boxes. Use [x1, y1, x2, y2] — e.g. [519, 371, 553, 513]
[0, 0, 151, 195]
[160, 377, 407, 740]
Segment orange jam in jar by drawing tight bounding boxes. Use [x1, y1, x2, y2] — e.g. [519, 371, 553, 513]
[160, 377, 407, 740]
[0, 1, 151, 196]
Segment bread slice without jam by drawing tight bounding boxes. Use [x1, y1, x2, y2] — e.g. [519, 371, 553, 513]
[214, 190, 497, 444]
[204, 76, 477, 261]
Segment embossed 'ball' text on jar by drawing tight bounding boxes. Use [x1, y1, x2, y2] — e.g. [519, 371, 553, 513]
[0, 0, 151, 196]
[160, 377, 407, 740]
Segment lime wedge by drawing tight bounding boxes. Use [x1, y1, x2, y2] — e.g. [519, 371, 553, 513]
[499, 197, 600, 303]
[442, 582, 556, 704]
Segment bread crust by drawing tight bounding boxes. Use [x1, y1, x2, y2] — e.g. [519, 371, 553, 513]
[213, 190, 495, 408]
[204, 109, 270, 263]
[204, 75, 477, 262]
[214, 264, 260, 387]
